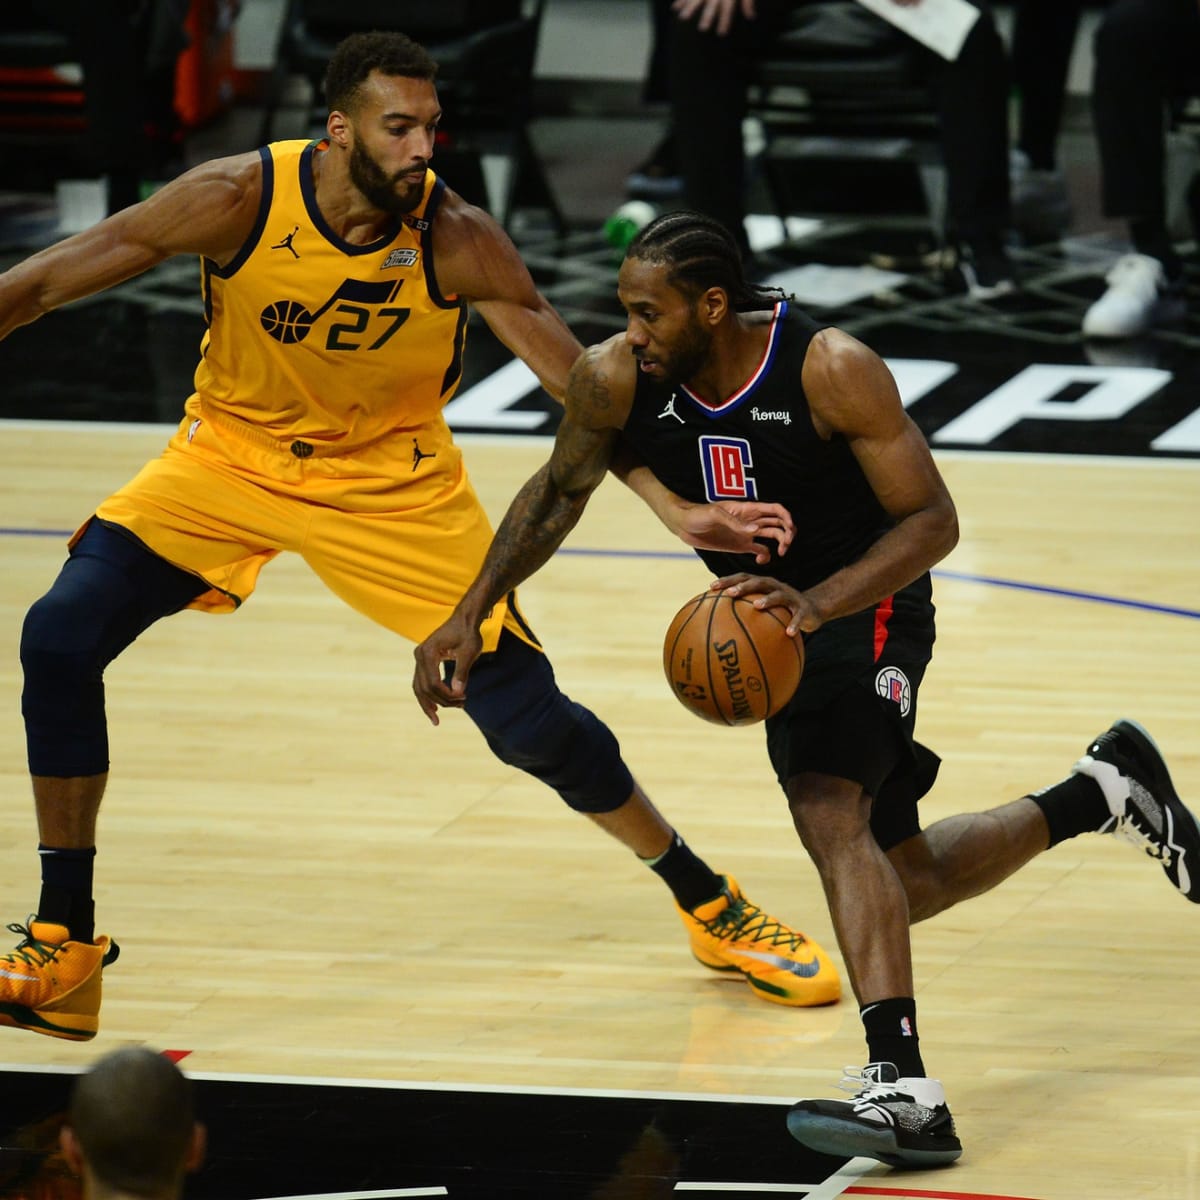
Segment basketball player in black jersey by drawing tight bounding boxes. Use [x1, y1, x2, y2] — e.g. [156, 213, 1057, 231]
[415, 210, 1200, 1168]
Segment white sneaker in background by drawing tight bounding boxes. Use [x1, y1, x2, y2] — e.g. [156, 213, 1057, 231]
[1082, 253, 1185, 339]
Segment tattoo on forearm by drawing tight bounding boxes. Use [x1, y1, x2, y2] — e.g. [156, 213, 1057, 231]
[476, 463, 587, 605]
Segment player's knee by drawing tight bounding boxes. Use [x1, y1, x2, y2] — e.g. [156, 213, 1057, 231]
[21, 587, 106, 695]
[20, 577, 116, 777]
[466, 639, 634, 813]
[484, 691, 633, 813]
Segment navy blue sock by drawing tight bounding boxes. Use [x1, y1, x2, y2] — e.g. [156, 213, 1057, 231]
[643, 833, 723, 912]
[37, 844, 96, 943]
[861, 997, 925, 1078]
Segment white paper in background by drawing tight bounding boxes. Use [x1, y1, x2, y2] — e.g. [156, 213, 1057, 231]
[852, 0, 981, 61]
[765, 263, 909, 308]
[55, 179, 108, 235]
[744, 213, 824, 252]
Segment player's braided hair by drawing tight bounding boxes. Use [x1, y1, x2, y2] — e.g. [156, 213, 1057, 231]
[626, 210, 788, 311]
[324, 31, 438, 113]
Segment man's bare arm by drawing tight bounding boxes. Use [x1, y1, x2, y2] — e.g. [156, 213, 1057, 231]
[455, 344, 622, 626]
[718, 329, 957, 633]
[796, 329, 957, 625]
[0, 153, 263, 343]
[609, 442, 795, 563]
[432, 194, 582, 401]
[412, 340, 629, 720]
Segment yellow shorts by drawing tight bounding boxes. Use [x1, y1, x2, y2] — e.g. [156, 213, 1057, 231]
[88, 408, 534, 651]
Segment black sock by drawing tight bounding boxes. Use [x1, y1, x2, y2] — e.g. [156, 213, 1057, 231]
[1029, 774, 1111, 847]
[37, 845, 96, 943]
[861, 997, 925, 1078]
[643, 833, 724, 912]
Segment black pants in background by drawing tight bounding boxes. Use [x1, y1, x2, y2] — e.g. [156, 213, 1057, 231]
[1092, 0, 1200, 227]
[667, 0, 1009, 253]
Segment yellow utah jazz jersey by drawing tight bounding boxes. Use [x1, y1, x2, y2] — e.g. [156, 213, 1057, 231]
[189, 139, 468, 448]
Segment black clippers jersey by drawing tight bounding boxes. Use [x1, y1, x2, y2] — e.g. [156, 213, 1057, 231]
[621, 301, 893, 591]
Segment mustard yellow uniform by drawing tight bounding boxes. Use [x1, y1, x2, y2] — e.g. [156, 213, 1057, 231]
[94, 139, 528, 650]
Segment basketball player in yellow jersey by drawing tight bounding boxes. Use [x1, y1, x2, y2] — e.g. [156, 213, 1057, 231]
[0, 30, 839, 1041]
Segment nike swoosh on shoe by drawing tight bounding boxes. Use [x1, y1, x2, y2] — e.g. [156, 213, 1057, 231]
[725, 948, 824, 978]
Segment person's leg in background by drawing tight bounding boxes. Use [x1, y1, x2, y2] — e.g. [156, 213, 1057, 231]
[1010, 0, 1082, 242]
[1084, 0, 1200, 338]
[627, 0, 684, 200]
[926, 1, 1015, 297]
[667, 0, 791, 258]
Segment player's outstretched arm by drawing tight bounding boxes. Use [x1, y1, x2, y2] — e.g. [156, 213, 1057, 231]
[433, 193, 583, 402]
[0, 153, 263, 344]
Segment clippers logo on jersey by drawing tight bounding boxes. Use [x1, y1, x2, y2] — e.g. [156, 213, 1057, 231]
[699, 436, 758, 500]
[259, 278, 410, 348]
[382, 248, 419, 269]
[875, 666, 912, 717]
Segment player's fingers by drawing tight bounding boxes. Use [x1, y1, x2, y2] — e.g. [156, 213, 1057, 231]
[720, 575, 777, 598]
[411, 667, 444, 726]
[448, 645, 481, 697]
[752, 523, 790, 546]
[709, 572, 752, 592]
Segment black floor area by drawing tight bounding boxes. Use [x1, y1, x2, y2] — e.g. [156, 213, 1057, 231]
[0, 1067, 844, 1199]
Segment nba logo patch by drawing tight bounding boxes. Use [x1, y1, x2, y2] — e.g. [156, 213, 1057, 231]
[382, 248, 419, 269]
[875, 666, 911, 717]
[698, 435, 757, 499]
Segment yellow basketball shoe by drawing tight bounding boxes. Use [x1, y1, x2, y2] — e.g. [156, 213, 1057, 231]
[677, 876, 841, 1007]
[0, 918, 113, 1041]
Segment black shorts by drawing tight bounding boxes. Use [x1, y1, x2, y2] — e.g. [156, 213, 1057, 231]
[765, 573, 941, 851]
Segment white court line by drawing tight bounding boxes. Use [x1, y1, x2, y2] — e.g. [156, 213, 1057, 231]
[674, 1182, 818, 1192]
[672, 1157, 877, 1194]
[0, 1059, 794, 1105]
[249, 1190, 447, 1199]
[796, 1157, 881, 1199]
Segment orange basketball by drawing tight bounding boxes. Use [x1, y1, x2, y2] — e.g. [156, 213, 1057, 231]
[662, 592, 804, 726]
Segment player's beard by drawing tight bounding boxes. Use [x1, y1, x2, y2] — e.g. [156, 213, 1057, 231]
[349, 141, 426, 215]
[660, 319, 712, 386]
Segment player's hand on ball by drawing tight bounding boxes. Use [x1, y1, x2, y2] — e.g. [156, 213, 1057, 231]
[710, 573, 823, 636]
[674, 500, 794, 564]
[413, 615, 483, 725]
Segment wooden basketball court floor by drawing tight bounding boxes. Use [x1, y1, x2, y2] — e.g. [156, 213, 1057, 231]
[0, 423, 1197, 1199]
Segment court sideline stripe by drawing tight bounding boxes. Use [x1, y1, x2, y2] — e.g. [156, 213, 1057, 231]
[3, 528, 1196, 621]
